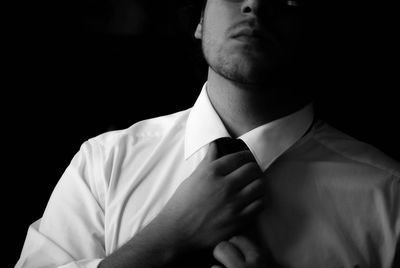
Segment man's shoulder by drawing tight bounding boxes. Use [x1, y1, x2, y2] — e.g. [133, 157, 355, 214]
[310, 120, 400, 178]
[86, 108, 191, 152]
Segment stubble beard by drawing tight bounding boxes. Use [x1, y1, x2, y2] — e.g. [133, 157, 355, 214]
[202, 38, 285, 86]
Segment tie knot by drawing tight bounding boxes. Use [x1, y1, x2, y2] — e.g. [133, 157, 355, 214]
[214, 137, 250, 158]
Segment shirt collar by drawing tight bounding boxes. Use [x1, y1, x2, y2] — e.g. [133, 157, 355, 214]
[184, 83, 314, 171]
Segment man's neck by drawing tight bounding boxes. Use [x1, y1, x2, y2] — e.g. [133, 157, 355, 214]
[206, 68, 312, 138]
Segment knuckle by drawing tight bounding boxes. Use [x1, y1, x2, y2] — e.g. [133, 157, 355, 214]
[252, 178, 265, 189]
[229, 235, 242, 244]
[214, 241, 230, 255]
[253, 200, 265, 212]
[247, 161, 258, 168]
[252, 198, 264, 206]
[255, 178, 264, 186]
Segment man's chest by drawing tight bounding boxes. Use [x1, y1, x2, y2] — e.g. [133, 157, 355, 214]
[253, 162, 394, 268]
[103, 157, 393, 268]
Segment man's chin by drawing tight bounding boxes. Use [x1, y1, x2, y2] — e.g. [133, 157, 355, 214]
[209, 51, 289, 85]
[226, 63, 294, 87]
[231, 62, 277, 83]
[221, 70, 273, 86]
[232, 51, 279, 70]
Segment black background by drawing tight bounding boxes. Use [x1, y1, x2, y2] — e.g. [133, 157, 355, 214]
[7, 1, 399, 266]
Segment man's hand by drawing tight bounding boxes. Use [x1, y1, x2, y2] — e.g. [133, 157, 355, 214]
[212, 236, 266, 268]
[153, 141, 264, 250]
[99, 141, 265, 268]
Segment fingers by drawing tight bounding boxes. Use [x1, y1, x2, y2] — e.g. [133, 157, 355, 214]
[213, 241, 244, 268]
[234, 178, 265, 212]
[226, 162, 262, 190]
[239, 199, 264, 220]
[213, 150, 256, 175]
[229, 236, 261, 263]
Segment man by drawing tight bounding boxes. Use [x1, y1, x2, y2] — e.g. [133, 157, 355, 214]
[16, 0, 399, 267]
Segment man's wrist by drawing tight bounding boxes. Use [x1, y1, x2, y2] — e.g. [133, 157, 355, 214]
[142, 213, 187, 259]
[98, 216, 184, 268]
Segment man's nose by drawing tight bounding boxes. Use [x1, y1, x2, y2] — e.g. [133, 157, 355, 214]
[241, 0, 273, 19]
[241, 0, 262, 15]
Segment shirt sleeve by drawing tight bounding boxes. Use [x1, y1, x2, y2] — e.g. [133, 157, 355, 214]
[16, 140, 107, 268]
[393, 175, 400, 261]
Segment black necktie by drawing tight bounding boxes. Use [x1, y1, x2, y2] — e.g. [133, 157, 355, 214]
[215, 138, 285, 268]
[168, 137, 254, 268]
[215, 137, 252, 159]
[169, 137, 283, 267]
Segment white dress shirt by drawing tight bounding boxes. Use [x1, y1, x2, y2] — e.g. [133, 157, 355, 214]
[16, 83, 400, 268]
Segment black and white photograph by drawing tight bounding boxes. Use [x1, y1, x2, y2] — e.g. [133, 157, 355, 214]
[8, 0, 399, 267]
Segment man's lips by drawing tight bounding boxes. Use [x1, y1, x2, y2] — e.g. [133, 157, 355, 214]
[230, 28, 277, 45]
[234, 34, 263, 42]
[231, 29, 263, 38]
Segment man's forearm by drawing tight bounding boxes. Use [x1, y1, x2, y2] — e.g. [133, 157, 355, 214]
[98, 219, 181, 268]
